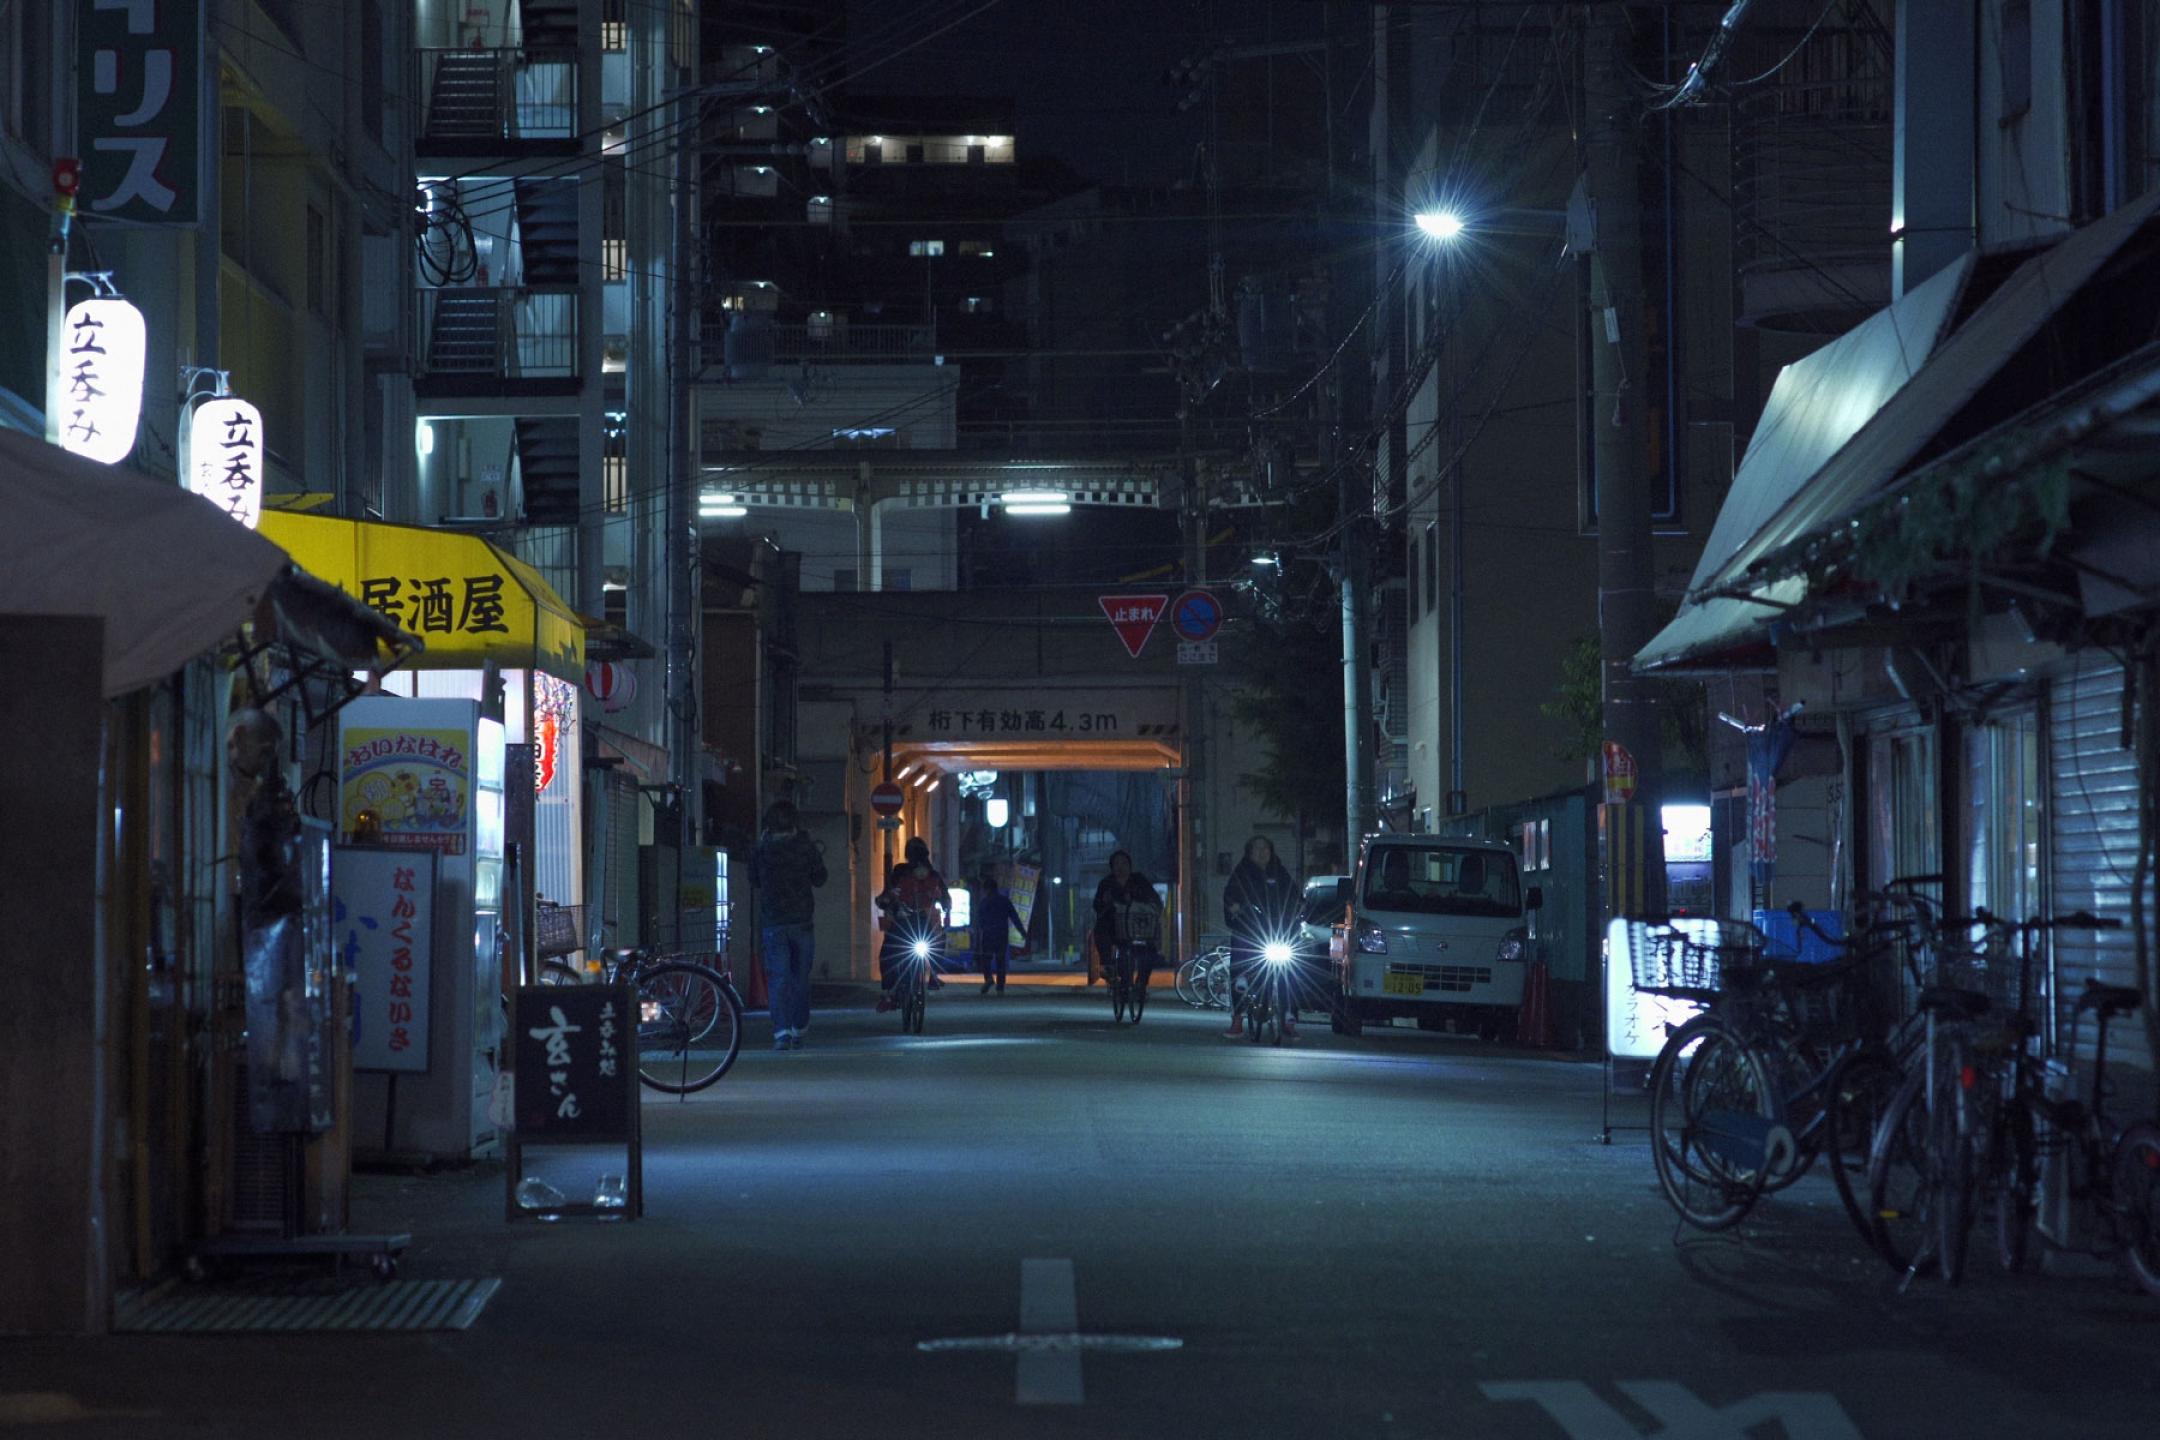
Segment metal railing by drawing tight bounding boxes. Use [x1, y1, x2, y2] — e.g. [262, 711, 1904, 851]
[771, 323, 935, 361]
[416, 47, 577, 148]
[419, 287, 580, 381]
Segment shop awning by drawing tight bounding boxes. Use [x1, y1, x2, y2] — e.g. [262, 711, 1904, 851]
[0, 427, 411, 696]
[260, 511, 585, 682]
[1639, 189, 2160, 674]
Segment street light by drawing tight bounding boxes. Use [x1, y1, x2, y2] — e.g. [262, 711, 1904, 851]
[1415, 209, 1465, 241]
[699, 491, 747, 519]
[1004, 489, 1071, 518]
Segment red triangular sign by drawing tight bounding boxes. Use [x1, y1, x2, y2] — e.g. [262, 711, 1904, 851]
[1099, 593, 1169, 658]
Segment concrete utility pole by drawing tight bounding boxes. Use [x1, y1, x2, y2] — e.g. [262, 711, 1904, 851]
[1583, 4, 1667, 914]
[1338, 378, 1374, 849]
[669, 84, 700, 861]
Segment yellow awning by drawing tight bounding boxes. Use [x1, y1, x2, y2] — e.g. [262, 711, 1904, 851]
[259, 511, 584, 681]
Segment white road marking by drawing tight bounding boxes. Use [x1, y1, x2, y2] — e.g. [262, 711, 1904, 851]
[1480, 1380, 1865, 1439]
[1017, 1258, 1083, 1405]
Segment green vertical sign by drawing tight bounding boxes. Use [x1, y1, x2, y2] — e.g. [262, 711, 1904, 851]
[76, 0, 202, 225]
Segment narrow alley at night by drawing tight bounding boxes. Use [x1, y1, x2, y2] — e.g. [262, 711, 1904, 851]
[5, 2, 2160, 1437]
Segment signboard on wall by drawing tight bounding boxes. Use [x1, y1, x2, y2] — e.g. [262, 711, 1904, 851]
[77, 0, 204, 225]
[337, 847, 436, 1073]
[895, 689, 1182, 743]
[341, 727, 473, 854]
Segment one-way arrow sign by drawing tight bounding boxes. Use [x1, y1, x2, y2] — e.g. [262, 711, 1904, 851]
[1098, 593, 1169, 659]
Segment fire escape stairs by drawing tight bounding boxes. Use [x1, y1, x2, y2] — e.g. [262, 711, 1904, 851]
[424, 51, 503, 146]
[513, 179, 582, 288]
[516, 417, 582, 525]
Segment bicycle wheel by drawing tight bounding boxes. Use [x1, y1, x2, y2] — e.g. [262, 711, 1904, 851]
[1988, 1100, 2038, 1274]
[1647, 1016, 1779, 1231]
[1131, 977, 1148, 1023]
[1111, 956, 1129, 1023]
[2112, 1122, 2160, 1300]
[1935, 1055, 1978, 1285]
[635, 962, 738, 1094]
[1823, 1049, 1903, 1257]
[1174, 957, 1204, 1007]
[1867, 1067, 1939, 1277]
[538, 959, 584, 986]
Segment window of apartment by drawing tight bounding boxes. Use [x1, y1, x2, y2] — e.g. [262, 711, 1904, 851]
[959, 240, 995, 257]
[602, 0, 628, 52]
[603, 454, 627, 514]
[909, 240, 946, 257]
[905, 142, 926, 164]
[807, 195, 834, 225]
[1424, 520, 1439, 615]
[863, 141, 884, 164]
[2000, 0, 2033, 121]
[602, 239, 627, 283]
[306, 205, 328, 316]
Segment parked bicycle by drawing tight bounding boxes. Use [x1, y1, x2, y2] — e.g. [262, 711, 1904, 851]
[533, 905, 744, 1093]
[1639, 902, 1911, 1243]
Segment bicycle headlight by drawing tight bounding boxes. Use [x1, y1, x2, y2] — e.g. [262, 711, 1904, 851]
[911, 938, 931, 959]
[1262, 940, 1294, 965]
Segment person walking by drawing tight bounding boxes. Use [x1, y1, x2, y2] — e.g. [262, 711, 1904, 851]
[877, 836, 952, 1012]
[750, 800, 826, 1050]
[972, 873, 1023, 995]
[1222, 835, 1299, 1038]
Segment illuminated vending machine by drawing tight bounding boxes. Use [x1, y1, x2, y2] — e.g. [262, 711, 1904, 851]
[338, 696, 507, 1162]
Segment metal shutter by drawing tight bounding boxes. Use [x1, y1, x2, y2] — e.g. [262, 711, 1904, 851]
[2046, 660, 2148, 1075]
[603, 770, 641, 949]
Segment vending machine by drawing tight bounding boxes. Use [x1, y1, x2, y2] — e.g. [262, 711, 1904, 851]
[338, 696, 506, 1161]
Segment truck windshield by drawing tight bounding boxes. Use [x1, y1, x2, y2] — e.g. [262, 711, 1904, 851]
[1361, 846, 1521, 917]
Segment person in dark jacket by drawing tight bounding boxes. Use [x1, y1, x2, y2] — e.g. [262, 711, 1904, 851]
[1092, 851, 1164, 1013]
[1221, 835, 1299, 1037]
[750, 800, 827, 1050]
[972, 873, 1024, 995]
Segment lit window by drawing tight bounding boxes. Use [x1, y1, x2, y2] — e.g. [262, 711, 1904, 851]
[909, 240, 946, 257]
[602, 238, 627, 283]
[604, 455, 627, 513]
[807, 195, 834, 224]
[602, 21, 627, 51]
[960, 296, 991, 315]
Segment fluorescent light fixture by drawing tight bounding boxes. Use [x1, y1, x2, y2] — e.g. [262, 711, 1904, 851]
[700, 505, 748, 519]
[1415, 210, 1465, 241]
[1252, 552, 1277, 567]
[986, 798, 1010, 828]
[1001, 490, 1068, 505]
[416, 421, 434, 457]
[1007, 503, 1071, 517]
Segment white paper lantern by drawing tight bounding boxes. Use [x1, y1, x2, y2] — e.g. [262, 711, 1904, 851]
[188, 397, 265, 529]
[57, 297, 146, 466]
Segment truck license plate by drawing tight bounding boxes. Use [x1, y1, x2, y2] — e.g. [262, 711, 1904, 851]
[1383, 971, 1424, 997]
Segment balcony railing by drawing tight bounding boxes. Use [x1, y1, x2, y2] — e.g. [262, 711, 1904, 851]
[771, 323, 935, 361]
[416, 47, 577, 152]
[419, 287, 580, 386]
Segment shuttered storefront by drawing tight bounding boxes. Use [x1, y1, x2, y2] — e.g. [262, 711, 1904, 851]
[2046, 659, 2150, 1076]
[601, 769, 642, 949]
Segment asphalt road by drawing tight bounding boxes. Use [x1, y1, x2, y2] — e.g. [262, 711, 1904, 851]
[7, 989, 2159, 1438]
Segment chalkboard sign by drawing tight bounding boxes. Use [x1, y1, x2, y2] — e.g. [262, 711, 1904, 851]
[511, 984, 638, 1140]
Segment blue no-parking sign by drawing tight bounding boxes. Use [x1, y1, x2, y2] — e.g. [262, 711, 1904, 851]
[1169, 590, 1222, 643]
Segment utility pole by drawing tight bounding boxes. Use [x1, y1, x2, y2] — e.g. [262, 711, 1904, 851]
[1337, 383, 1374, 850]
[1583, 4, 1667, 915]
[669, 83, 700, 867]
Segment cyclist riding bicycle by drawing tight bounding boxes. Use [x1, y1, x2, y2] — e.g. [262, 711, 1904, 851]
[876, 836, 951, 1014]
[1093, 851, 1164, 1021]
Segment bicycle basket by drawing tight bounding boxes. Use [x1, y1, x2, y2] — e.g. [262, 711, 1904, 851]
[535, 903, 585, 960]
[1630, 920, 1763, 998]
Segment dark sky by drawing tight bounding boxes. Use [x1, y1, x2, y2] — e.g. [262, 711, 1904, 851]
[848, 0, 1329, 186]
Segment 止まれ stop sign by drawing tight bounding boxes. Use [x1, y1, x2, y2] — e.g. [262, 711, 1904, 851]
[870, 781, 906, 817]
